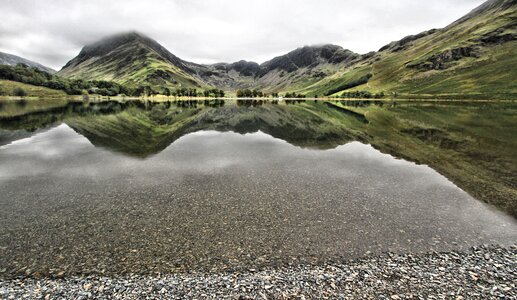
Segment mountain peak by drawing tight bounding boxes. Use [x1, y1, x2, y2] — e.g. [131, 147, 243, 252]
[60, 31, 194, 74]
[75, 31, 154, 60]
[260, 44, 358, 73]
[99, 31, 155, 45]
[58, 30, 204, 88]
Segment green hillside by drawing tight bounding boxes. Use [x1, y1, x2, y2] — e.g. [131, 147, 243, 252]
[58, 32, 207, 90]
[0, 80, 66, 98]
[300, 0, 517, 99]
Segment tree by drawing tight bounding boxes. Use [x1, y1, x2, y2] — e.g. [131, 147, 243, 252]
[163, 87, 171, 98]
[81, 89, 89, 101]
[143, 86, 152, 97]
[13, 87, 27, 97]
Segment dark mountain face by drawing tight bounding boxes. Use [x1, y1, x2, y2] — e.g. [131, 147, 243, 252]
[195, 45, 359, 91]
[229, 60, 262, 76]
[0, 51, 55, 73]
[207, 45, 357, 79]
[260, 45, 358, 74]
[211, 60, 261, 77]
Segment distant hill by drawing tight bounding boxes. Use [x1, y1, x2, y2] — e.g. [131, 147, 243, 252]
[0, 51, 56, 73]
[57, 0, 516, 98]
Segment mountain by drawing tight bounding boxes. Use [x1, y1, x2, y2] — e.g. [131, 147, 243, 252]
[58, 0, 516, 98]
[58, 31, 208, 89]
[59, 32, 360, 92]
[0, 51, 56, 73]
[301, 0, 517, 99]
[253, 45, 360, 92]
[199, 45, 360, 91]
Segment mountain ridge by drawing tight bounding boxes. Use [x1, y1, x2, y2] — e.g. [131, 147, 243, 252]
[58, 31, 360, 92]
[57, 0, 516, 98]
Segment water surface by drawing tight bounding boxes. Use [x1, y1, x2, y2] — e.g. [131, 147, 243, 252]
[0, 99, 515, 277]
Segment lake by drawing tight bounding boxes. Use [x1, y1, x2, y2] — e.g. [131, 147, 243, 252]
[0, 99, 516, 277]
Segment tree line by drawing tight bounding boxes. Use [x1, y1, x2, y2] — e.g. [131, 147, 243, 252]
[324, 73, 373, 96]
[236, 89, 308, 98]
[236, 89, 265, 98]
[0, 64, 128, 96]
[157, 87, 225, 98]
[340, 90, 385, 99]
[283, 92, 306, 98]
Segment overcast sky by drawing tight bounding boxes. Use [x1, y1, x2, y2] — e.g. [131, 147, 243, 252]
[0, 0, 486, 70]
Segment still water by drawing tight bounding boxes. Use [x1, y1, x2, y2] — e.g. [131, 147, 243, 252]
[0, 99, 515, 277]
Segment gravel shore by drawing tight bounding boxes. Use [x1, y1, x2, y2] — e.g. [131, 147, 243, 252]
[1, 245, 515, 299]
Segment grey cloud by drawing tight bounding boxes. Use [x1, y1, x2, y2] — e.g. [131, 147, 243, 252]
[0, 0, 486, 69]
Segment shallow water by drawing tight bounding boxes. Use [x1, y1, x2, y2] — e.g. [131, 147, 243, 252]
[0, 99, 515, 277]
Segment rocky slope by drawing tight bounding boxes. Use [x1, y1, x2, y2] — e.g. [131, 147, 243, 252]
[200, 44, 360, 92]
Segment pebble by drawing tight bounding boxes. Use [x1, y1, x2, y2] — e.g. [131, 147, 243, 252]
[0, 245, 515, 299]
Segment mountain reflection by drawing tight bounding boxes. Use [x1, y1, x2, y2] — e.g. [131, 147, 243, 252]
[1, 99, 516, 217]
[0, 99, 365, 157]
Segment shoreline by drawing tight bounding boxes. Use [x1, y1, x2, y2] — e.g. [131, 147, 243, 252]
[1, 245, 515, 299]
[1, 95, 517, 103]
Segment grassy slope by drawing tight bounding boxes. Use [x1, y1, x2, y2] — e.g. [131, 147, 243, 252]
[296, 65, 372, 97]
[366, 4, 516, 99]
[254, 64, 349, 94]
[58, 42, 206, 90]
[0, 80, 67, 98]
[297, 1, 516, 99]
